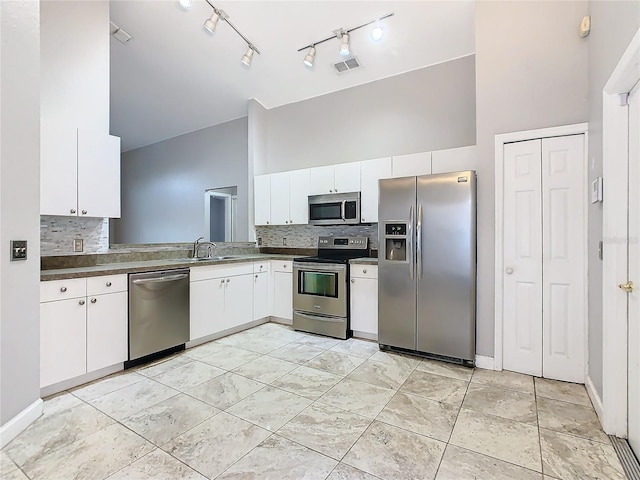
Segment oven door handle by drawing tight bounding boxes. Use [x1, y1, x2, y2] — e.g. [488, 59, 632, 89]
[293, 262, 346, 273]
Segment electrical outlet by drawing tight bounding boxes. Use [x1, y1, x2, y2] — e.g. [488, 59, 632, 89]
[10, 240, 27, 261]
[257, 237, 262, 246]
[73, 238, 84, 252]
[282, 237, 287, 246]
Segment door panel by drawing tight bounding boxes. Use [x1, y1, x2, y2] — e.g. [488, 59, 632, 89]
[628, 85, 640, 456]
[503, 140, 543, 376]
[416, 172, 476, 361]
[541, 135, 585, 382]
[289, 169, 310, 224]
[270, 172, 290, 225]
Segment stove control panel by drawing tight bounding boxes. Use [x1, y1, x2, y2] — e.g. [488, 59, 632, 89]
[317, 236, 369, 249]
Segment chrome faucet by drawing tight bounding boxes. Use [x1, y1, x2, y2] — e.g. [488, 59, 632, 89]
[192, 236, 204, 258]
[193, 236, 217, 259]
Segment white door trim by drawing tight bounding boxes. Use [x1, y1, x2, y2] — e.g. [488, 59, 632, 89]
[601, 27, 640, 436]
[494, 122, 589, 372]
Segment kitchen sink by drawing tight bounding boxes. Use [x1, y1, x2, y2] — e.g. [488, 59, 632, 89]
[170, 256, 235, 263]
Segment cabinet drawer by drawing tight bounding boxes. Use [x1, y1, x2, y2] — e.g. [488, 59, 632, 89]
[191, 262, 254, 282]
[253, 261, 270, 274]
[272, 260, 292, 273]
[351, 265, 378, 278]
[87, 274, 127, 296]
[41, 278, 86, 302]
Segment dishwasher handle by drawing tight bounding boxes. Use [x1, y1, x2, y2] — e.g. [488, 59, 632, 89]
[132, 273, 189, 285]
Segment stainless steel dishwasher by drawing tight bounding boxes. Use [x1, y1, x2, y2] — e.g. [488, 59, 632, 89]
[128, 269, 190, 361]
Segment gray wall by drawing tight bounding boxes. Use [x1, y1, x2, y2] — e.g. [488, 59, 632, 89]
[264, 55, 477, 173]
[113, 117, 249, 244]
[586, 1, 640, 397]
[475, 1, 589, 357]
[1, 1, 41, 426]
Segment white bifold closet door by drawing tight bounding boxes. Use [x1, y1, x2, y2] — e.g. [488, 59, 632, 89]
[503, 135, 585, 382]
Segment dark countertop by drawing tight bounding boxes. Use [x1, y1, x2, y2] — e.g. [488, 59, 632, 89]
[40, 254, 299, 281]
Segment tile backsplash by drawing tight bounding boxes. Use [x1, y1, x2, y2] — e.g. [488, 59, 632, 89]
[40, 216, 109, 255]
[255, 224, 378, 250]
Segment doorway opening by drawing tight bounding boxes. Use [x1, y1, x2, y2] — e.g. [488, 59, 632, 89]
[205, 186, 237, 242]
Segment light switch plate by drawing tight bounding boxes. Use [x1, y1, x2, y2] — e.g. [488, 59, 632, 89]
[591, 177, 603, 204]
[73, 238, 84, 252]
[10, 240, 27, 261]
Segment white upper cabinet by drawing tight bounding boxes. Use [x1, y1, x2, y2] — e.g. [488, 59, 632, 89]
[360, 157, 392, 224]
[431, 145, 477, 174]
[268, 169, 310, 225]
[334, 162, 361, 193]
[392, 152, 432, 178]
[40, 124, 78, 216]
[254, 174, 271, 225]
[309, 165, 336, 195]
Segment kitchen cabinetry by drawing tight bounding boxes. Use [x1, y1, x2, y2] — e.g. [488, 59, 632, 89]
[41, 127, 121, 218]
[272, 260, 293, 321]
[254, 174, 271, 225]
[431, 145, 476, 174]
[309, 163, 361, 195]
[190, 263, 255, 340]
[270, 169, 310, 225]
[253, 261, 270, 320]
[40, 274, 128, 388]
[350, 265, 378, 338]
[392, 152, 432, 178]
[360, 157, 392, 223]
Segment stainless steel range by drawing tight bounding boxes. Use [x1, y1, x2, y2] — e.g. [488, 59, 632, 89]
[293, 236, 369, 339]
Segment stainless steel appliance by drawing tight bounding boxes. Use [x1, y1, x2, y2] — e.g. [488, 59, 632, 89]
[128, 269, 190, 361]
[308, 192, 360, 226]
[378, 171, 476, 365]
[293, 236, 369, 339]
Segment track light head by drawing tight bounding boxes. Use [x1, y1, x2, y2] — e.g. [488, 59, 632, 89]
[178, 0, 191, 10]
[203, 12, 220, 34]
[303, 46, 316, 68]
[340, 32, 350, 56]
[371, 25, 383, 41]
[241, 47, 254, 67]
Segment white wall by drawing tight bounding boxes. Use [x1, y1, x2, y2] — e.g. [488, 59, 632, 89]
[1, 0, 41, 426]
[475, 1, 589, 357]
[586, 0, 640, 397]
[114, 117, 249, 243]
[262, 55, 476, 173]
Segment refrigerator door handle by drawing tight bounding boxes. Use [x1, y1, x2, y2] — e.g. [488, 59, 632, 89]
[417, 203, 423, 279]
[408, 206, 414, 279]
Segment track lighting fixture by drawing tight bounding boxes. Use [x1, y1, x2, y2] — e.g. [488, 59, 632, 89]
[303, 46, 316, 67]
[297, 13, 394, 69]
[339, 32, 350, 56]
[180, 1, 261, 68]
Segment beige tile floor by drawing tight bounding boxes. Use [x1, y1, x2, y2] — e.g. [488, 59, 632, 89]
[1, 322, 628, 480]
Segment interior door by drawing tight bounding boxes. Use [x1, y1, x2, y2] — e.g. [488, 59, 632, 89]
[503, 140, 543, 377]
[628, 83, 640, 457]
[541, 135, 585, 382]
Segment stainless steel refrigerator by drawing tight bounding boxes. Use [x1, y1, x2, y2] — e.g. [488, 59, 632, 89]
[378, 171, 476, 364]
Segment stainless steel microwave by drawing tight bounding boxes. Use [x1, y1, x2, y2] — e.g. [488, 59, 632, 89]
[308, 192, 360, 226]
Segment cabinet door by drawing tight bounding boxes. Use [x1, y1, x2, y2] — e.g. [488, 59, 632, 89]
[253, 272, 270, 320]
[309, 165, 335, 195]
[77, 128, 121, 218]
[392, 152, 432, 178]
[40, 298, 86, 388]
[350, 277, 378, 336]
[225, 274, 254, 329]
[254, 174, 271, 225]
[190, 278, 226, 340]
[40, 123, 78, 216]
[360, 157, 392, 223]
[431, 146, 477, 174]
[270, 172, 290, 225]
[273, 271, 293, 320]
[334, 162, 361, 193]
[288, 169, 310, 224]
[86, 291, 127, 372]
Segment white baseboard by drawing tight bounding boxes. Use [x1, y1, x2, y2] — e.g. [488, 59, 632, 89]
[475, 355, 495, 370]
[270, 316, 293, 326]
[40, 363, 124, 398]
[0, 398, 43, 448]
[585, 374, 606, 431]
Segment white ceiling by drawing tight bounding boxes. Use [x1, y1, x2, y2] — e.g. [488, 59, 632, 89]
[110, 1, 475, 152]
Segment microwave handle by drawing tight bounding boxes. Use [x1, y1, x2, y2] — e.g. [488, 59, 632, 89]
[341, 200, 346, 221]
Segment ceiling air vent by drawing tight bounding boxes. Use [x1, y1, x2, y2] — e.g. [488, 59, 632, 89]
[333, 57, 361, 74]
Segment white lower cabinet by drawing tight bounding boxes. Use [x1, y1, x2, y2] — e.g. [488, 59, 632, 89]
[189, 277, 226, 340]
[40, 274, 128, 389]
[253, 261, 270, 320]
[225, 274, 254, 329]
[350, 265, 378, 337]
[272, 260, 293, 320]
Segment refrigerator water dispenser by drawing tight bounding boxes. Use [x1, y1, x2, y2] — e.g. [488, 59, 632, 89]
[384, 223, 408, 261]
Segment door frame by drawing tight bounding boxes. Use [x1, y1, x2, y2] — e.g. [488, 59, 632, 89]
[494, 123, 589, 373]
[601, 27, 640, 437]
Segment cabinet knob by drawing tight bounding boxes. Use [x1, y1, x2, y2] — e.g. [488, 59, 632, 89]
[226, 278, 230, 283]
[90, 298, 97, 304]
[351, 278, 355, 283]
[255, 274, 259, 279]
[289, 220, 292, 223]
[361, 217, 365, 222]
[506, 268, 514, 275]
[106, 281, 112, 287]
[266, 221, 270, 225]
[81, 210, 87, 215]
[283, 264, 287, 268]
[79, 299, 85, 305]
[70, 208, 76, 214]
[363, 269, 367, 274]
[285, 220, 288, 224]
[220, 279, 225, 284]
[329, 189, 333, 193]
[60, 286, 67, 292]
